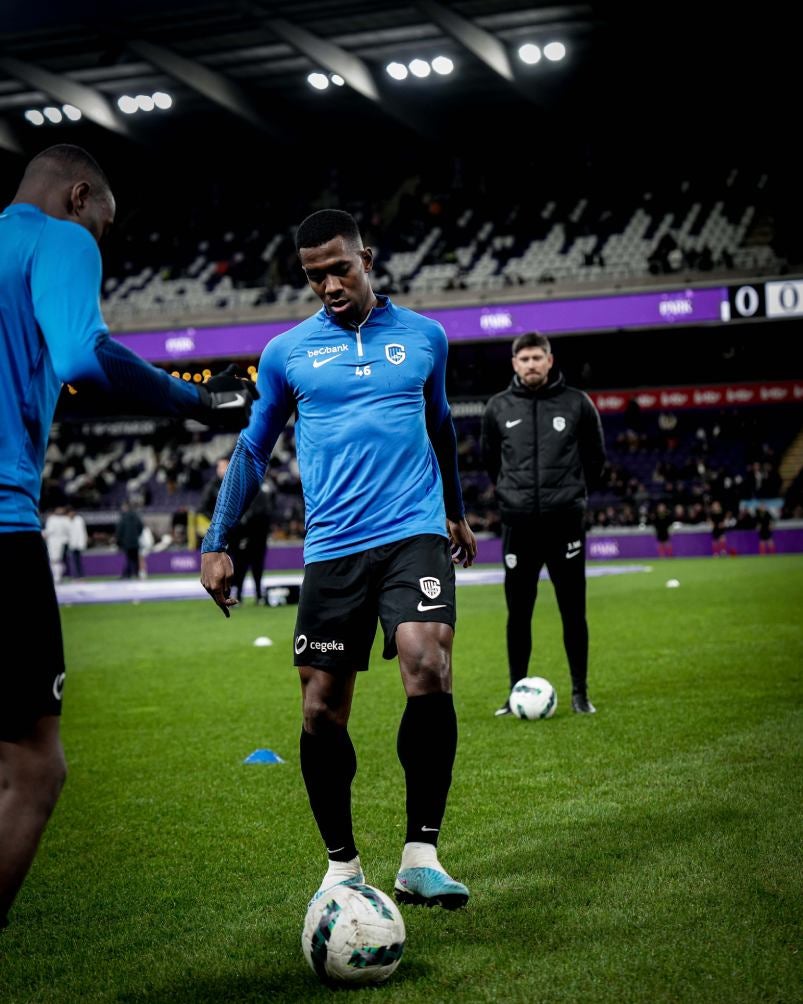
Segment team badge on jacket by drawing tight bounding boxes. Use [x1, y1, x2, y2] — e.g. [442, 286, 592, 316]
[553, 416, 566, 431]
[419, 576, 441, 599]
[385, 343, 406, 365]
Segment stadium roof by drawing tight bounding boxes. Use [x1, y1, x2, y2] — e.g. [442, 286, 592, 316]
[0, 1, 791, 172]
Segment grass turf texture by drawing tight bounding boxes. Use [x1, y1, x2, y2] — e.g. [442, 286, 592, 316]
[3, 556, 801, 1003]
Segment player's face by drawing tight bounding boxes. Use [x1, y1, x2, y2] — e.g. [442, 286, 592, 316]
[512, 346, 553, 389]
[300, 236, 375, 326]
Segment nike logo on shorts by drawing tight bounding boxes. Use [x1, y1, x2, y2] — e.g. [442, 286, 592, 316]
[505, 419, 523, 428]
[565, 548, 582, 559]
[417, 601, 447, 611]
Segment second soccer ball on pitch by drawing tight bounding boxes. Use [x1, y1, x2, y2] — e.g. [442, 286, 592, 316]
[302, 882, 406, 986]
[509, 677, 558, 720]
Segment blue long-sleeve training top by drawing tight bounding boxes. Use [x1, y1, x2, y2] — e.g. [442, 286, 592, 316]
[203, 295, 464, 563]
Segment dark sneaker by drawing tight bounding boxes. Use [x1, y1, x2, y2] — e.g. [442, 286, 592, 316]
[494, 700, 513, 717]
[572, 694, 597, 714]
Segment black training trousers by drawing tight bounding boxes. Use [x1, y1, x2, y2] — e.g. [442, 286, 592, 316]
[501, 510, 589, 695]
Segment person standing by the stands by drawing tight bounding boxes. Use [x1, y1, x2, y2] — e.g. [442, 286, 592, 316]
[756, 504, 776, 555]
[653, 501, 673, 557]
[481, 332, 606, 717]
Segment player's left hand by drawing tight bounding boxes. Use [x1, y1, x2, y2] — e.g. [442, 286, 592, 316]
[447, 517, 477, 568]
[201, 550, 237, 617]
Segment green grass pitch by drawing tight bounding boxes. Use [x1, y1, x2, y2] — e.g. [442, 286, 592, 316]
[3, 557, 801, 1002]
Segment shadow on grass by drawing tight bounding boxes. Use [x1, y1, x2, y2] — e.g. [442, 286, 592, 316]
[116, 954, 432, 1004]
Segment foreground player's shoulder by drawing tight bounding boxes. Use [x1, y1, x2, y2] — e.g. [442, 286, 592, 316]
[394, 304, 445, 341]
[39, 214, 100, 260]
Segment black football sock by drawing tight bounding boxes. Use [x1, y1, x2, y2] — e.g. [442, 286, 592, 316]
[299, 726, 358, 862]
[397, 692, 458, 846]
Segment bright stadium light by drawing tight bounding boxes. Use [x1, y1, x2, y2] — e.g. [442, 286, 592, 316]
[307, 72, 329, 90]
[117, 95, 138, 114]
[409, 58, 431, 78]
[518, 43, 542, 65]
[136, 94, 155, 111]
[386, 61, 408, 80]
[62, 104, 82, 121]
[24, 109, 45, 125]
[330, 73, 345, 86]
[43, 106, 63, 123]
[544, 41, 567, 61]
[152, 91, 173, 110]
[431, 56, 454, 75]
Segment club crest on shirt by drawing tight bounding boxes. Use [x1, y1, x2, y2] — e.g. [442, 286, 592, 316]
[419, 576, 441, 599]
[385, 343, 406, 365]
[553, 416, 566, 431]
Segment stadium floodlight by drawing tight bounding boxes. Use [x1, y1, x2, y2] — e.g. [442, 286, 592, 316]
[136, 94, 155, 112]
[409, 58, 431, 78]
[330, 74, 345, 86]
[544, 41, 567, 61]
[307, 72, 329, 90]
[24, 109, 45, 125]
[386, 62, 408, 80]
[431, 55, 454, 75]
[152, 91, 173, 110]
[518, 43, 542, 65]
[117, 95, 138, 114]
[43, 106, 63, 123]
[62, 104, 82, 121]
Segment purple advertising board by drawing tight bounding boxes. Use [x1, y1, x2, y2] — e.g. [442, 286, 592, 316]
[112, 287, 727, 363]
[76, 526, 803, 578]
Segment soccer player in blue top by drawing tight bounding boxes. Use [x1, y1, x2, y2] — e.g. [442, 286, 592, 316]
[0, 144, 256, 929]
[201, 209, 477, 910]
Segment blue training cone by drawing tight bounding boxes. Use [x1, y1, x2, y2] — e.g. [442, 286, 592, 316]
[243, 748, 285, 764]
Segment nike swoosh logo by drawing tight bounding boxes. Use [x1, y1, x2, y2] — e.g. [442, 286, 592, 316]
[216, 393, 246, 409]
[417, 601, 446, 611]
[313, 356, 338, 368]
[565, 549, 582, 559]
[505, 419, 523, 428]
[420, 826, 439, 832]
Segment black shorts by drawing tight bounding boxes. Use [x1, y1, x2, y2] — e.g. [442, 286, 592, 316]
[293, 534, 456, 672]
[0, 532, 65, 741]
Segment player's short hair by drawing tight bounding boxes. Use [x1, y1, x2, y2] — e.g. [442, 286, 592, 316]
[295, 209, 362, 253]
[24, 144, 111, 195]
[512, 332, 551, 355]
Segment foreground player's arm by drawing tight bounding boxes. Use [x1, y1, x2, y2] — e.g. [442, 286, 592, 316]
[200, 338, 295, 616]
[424, 323, 476, 567]
[31, 221, 254, 428]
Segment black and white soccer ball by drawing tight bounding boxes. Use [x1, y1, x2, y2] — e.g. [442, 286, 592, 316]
[510, 676, 557, 719]
[302, 882, 406, 986]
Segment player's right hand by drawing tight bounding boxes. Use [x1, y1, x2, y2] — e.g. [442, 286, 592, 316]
[195, 364, 259, 430]
[201, 551, 238, 617]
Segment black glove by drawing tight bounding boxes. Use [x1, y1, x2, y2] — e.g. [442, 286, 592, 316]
[193, 364, 259, 430]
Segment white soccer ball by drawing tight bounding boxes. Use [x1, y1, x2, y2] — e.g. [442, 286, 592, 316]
[509, 676, 557, 719]
[302, 882, 406, 986]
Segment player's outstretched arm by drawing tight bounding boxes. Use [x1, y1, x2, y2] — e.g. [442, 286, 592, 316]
[31, 218, 256, 429]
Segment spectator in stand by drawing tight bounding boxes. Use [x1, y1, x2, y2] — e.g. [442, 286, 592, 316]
[66, 508, 88, 579]
[653, 502, 673, 557]
[756, 505, 776, 555]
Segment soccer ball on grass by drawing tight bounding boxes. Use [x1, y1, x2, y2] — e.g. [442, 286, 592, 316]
[302, 882, 406, 986]
[509, 676, 557, 719]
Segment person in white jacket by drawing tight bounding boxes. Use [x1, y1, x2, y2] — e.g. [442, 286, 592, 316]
[43, 507, 71, 583]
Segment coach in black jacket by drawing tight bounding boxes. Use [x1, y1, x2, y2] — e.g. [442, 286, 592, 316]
[481, 332, 605, 715]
